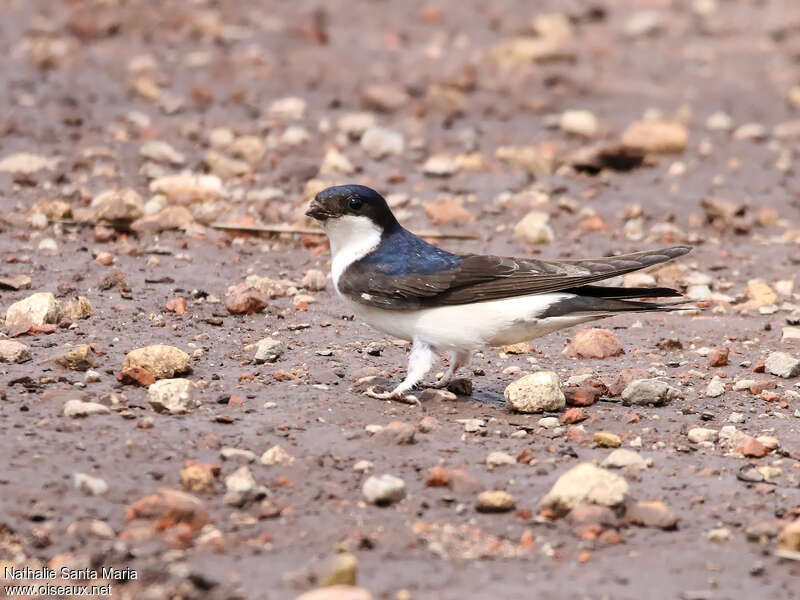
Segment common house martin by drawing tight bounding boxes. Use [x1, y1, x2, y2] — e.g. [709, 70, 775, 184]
[307, 184, 691, 403]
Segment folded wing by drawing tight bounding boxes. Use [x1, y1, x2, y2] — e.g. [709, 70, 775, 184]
[338, 245, 692, 310]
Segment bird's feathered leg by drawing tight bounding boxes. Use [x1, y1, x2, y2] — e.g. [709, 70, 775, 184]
[365, 338, 435, 405]
[433, 349, 471, 389]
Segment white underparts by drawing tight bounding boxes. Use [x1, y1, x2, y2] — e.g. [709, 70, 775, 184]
[340, 292, 601, 351]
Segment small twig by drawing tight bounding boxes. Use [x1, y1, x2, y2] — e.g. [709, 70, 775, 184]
[52, 219, 94, 227]
[210, 222, 480, 240]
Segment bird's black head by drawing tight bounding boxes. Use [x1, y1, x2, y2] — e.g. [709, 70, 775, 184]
[306, 185, 398, 230]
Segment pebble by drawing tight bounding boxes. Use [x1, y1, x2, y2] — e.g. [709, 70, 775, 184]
[729, 430, 768, 458]
[621, 379, 681, 405]
[505, 371, 565, 413]
[422, 154, 460, 177]
[621, 120, 688, 154]
[562, 408, 586, 424]
[0, 340, 31, 363]
[687, 428, 718, 444]
[707, 527, 731, 543]
[514, 211, 554, 244]
[261, 445, 294, 465]
[230, 136, 265, 163]
[84, 370, 101, 383]
[28, 213, 48, 229]
[705, 376, 725, 398]
[140, 140, 185, 165]
[122, 344, 191, 379]
[373, 421, 416, 445]
[495, 145, 557, 175]
[626, 501, 678, 529]
[475, 490, 516, 513]
[73, 473, 109, 496]
[204, 150, 250, 178]
[708, 346, 729, 367]
[38, 238, 58, 253]
[149, 173, 223, 203]
[296, 587, 371, 600]
[485, 451, 516, 469]
[783, 327, 800, 342]
[733, 379, 756, 391]
[0, 274, 32, 290]
[360, 127, 404, 159]
[601, 448, 648, 470]
[253, 337, 284, 363]
[733, 122, 767, 140]
[594, 432, 622, 448]
[764, 352, 800, 378]
[360, 83, 408, 112]
[132, 206, 194, 233]
[687, 284, 712, 301]
[180, 462, 218, 493]
[92, 189, 144, 229]
[739, 279, 777, 311]
[268, 96, 306, 120]
[0, 152, 58, 173]
[362, 474, 406, 506]
[63, 400, 111, 418]
[728, 412, 745, 423]
[220, 447, 256, 463]
[563, 328, 623, 359]
[126, 488, 210, 533]
[209, 127, 234, 149]
[539, 463, 629, 516]
[315, 552, 358, 586]
[705, 111, 732, 131]
[224, 466, 258, 507]
[779, 519, 800, 553]
[624, 11, 662, 37]
[459, 418, 484, 432]
[418, 416, 438, 432]
[280, 125, 310, 146]
[5, 292, 60, 327]
[560, 110, 598, 138]
[418, 388, 457, 402]
[301, 269, 327, 291]
[757, 436, 779, 450]
[538, 416, 560, 429]
[147, 378, 200, 414]
[56, 344, 95, 371]
[425, 197, 475, 225]
[353, 460, 373, 473]
[337, 112, 376, 139]
[319, 148, 355, 175]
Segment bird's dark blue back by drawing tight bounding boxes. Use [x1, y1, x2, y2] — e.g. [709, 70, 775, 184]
[356, 225, 461, 276]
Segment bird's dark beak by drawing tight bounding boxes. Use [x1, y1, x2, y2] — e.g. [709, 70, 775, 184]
[305, 199, 331, 221]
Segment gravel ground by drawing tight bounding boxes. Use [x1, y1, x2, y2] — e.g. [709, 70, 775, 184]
[1, 1, 800, 599]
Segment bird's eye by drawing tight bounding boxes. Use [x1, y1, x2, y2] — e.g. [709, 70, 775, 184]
[348, 197, 363, 211]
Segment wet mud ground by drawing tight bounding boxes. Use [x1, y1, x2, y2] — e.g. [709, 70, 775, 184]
[1, 0, 800, 598]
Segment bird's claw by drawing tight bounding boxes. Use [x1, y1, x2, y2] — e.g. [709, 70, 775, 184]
[364, 386, 420, 406]
[431, 378, 451, 389]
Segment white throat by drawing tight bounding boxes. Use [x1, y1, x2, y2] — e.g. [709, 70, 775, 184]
[324, 215, 382, 290]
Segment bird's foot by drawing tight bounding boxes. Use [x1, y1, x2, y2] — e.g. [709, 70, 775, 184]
[431, 377, 452, 389]
[364, 386, 420, 406]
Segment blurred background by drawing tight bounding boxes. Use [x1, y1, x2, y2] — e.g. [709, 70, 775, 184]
[1, 0, 798, 254]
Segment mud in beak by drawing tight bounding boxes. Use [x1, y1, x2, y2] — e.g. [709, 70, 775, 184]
[305, 199, 332, 221]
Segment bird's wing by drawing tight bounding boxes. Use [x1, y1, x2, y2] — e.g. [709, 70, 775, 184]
[338, 245, 692, 310]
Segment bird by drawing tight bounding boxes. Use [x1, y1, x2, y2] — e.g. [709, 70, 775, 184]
[306, 184, 692, 404]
